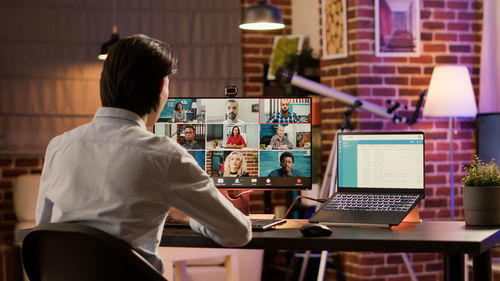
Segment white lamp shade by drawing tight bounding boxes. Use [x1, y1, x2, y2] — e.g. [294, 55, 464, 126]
[423, 65, 477, 117]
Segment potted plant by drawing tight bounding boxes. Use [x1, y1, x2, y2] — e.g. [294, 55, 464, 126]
[462, 155, 500, 226]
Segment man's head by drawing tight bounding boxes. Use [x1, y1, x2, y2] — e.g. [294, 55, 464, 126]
[277, 126, 285, 137]
[225, 100, 239, 121]
[279, 152, 294, 174]
[280, 99, 290, 115]
[100, 34, 177, 117]
[184, 125, 196, 142]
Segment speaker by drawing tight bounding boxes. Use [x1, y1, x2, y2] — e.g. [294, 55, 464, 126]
[477, 113, 500, 166]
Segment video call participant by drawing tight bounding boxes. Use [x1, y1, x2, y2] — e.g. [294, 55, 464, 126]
[270, 125, 292, 150]
[171, 101, 186, 122]
[35, 34, 251, 274]
[268, 151, 304, 177]
[223, 99, 245, 124]
[223, 151, 249, 177]
[226, 126, 246, 148]
[266, 99, 302, 123]
[182, 125, 202, 149]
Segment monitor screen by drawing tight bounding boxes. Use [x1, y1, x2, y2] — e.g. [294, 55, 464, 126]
[337, 132, 425, 192]
[154, 97, 312, 190]
[477, 113, 500, 166]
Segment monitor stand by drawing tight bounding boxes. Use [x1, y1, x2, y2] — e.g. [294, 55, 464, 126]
[220, 190, 251, 216]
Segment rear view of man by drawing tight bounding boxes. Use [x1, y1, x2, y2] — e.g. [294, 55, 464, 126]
[36, 34, 251, 274]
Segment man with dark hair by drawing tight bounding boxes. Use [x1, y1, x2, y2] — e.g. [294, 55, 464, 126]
[268, 151, 304, 177]
[266, 99, 302, 123]
[183, 125, 202, 149]
[223, 99, 245, 124]
[35, 34, 251, 274]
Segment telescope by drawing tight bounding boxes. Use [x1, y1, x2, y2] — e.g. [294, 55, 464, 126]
[275, 68, 426, 125]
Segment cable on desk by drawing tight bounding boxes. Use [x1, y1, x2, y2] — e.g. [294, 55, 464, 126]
[283, 195, 328, 219]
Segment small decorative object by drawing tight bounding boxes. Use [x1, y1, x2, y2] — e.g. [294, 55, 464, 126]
[322, 0, 348, 59]
[375, 0, 421, 57]
[462, 156, 500, 226]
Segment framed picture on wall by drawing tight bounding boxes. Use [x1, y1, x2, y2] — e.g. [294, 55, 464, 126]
[375, 0, 421, 57]
[268, 35, 304, 80]
[321, 0, 348, 59]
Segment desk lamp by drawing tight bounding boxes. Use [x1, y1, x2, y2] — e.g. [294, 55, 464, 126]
[423, 65, 477, 219]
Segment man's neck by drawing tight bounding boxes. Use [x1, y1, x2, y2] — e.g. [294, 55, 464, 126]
[282, 111, 289, 117]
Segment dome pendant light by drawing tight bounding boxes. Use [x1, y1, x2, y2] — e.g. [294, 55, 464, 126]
[239, 0, 285, 31]
[98, 0, 120, 60]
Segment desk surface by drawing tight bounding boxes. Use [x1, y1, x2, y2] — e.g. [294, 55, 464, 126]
[162, 220, 500, 255]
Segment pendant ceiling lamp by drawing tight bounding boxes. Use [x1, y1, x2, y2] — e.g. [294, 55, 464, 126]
[239, 0, 285, 31]
[98, 0, 120, 60]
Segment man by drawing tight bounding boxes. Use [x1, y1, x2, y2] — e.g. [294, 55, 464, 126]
[266, 99, 302, 123]
[35, 34, 251, 273]
[182, 125, 202, 149]
[269, 125, 293, 150]
[223, 99, 245, 124]
[268, 152, 304, 177]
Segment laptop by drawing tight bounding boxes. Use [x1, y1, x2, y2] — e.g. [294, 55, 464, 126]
[310, 131, 425, 228]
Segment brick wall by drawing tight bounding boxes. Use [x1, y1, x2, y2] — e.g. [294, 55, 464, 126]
[240, 0, 487, 280]
[317, 0, 483, 280]
[0, 154, 44, 244]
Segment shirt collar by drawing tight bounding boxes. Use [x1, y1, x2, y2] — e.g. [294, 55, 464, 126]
[94, 107, 146, 129]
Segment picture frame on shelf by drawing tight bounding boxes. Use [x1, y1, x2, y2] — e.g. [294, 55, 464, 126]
[321, 0, 348, 59]
[267, 35, 304, 81]
[375, 0, 421, 57]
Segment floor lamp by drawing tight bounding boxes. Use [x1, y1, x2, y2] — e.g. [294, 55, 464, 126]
[423, 65, 477, 220]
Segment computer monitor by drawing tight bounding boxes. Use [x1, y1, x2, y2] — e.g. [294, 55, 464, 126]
[477, 113, 500, 166]
[154, 97, 312, 190]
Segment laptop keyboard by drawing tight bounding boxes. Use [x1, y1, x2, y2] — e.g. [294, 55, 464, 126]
[324, 193, 419, 212]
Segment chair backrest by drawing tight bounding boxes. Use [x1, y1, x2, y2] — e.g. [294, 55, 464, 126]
[22, 223, 166, 281]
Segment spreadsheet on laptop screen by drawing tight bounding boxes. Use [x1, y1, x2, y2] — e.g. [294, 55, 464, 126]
[338, 133, 424, 190]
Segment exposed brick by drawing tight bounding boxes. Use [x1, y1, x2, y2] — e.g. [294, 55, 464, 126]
[398, 67, 421, 74]
[385, 77, 408, 85]
[409, 56, 433, 64]
[436, 56, 458, 64]
[373, 66, 395, 74]
[0, 159, 13, 167]
[434, 11, 455, 20]
[435, 33, 457, 41]
[424, 0, 445, 8]
[447, 1, 468, 9]
[411, 77, 431, 86]
[449, 45, 471, 52]
[448, 22, 470, 31]
[424, 44, 446, 52]
[15, 158, 39, 167]
[423, 22, 445, 30]
[424, 198, 448, 208]
[458, 12, 481, 21]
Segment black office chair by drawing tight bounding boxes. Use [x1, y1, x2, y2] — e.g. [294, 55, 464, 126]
[21, 223, 167, 281]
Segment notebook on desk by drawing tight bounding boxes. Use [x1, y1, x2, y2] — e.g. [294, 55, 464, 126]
[310, 132, 425, 228]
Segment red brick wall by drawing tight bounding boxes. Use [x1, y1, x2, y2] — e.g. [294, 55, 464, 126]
[0, 154, 44, 244]
[240, 0, 487, 280]
[317, 0, 483, 280]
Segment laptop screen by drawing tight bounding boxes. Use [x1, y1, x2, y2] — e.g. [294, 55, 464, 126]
[337, 132, 425, 193]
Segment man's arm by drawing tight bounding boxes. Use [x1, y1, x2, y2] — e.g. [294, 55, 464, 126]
[165, 149, 252, 247]
[266, 114, 276, 123]
[292, 113, 302, 123]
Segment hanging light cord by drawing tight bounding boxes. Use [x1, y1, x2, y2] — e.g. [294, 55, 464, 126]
[283, 195, 329, 219]
[112, 0, 117, 30]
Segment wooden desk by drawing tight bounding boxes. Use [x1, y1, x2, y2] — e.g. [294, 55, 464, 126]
[162, 220, 500, 281]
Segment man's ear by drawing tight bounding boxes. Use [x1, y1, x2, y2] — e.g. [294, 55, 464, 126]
[158, 78, 165, 98]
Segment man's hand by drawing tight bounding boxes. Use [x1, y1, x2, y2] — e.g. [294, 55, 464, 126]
[167, 207, 190, 225]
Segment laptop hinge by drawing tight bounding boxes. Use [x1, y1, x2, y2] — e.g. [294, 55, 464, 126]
[319, 222, 391, 228]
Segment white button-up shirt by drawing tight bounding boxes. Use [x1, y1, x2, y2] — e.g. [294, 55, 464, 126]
[36, 107, 252, 273]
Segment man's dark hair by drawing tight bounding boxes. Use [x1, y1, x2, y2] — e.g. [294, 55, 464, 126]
[280, 152, 294, 163]
[100, 34, 177, 116]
